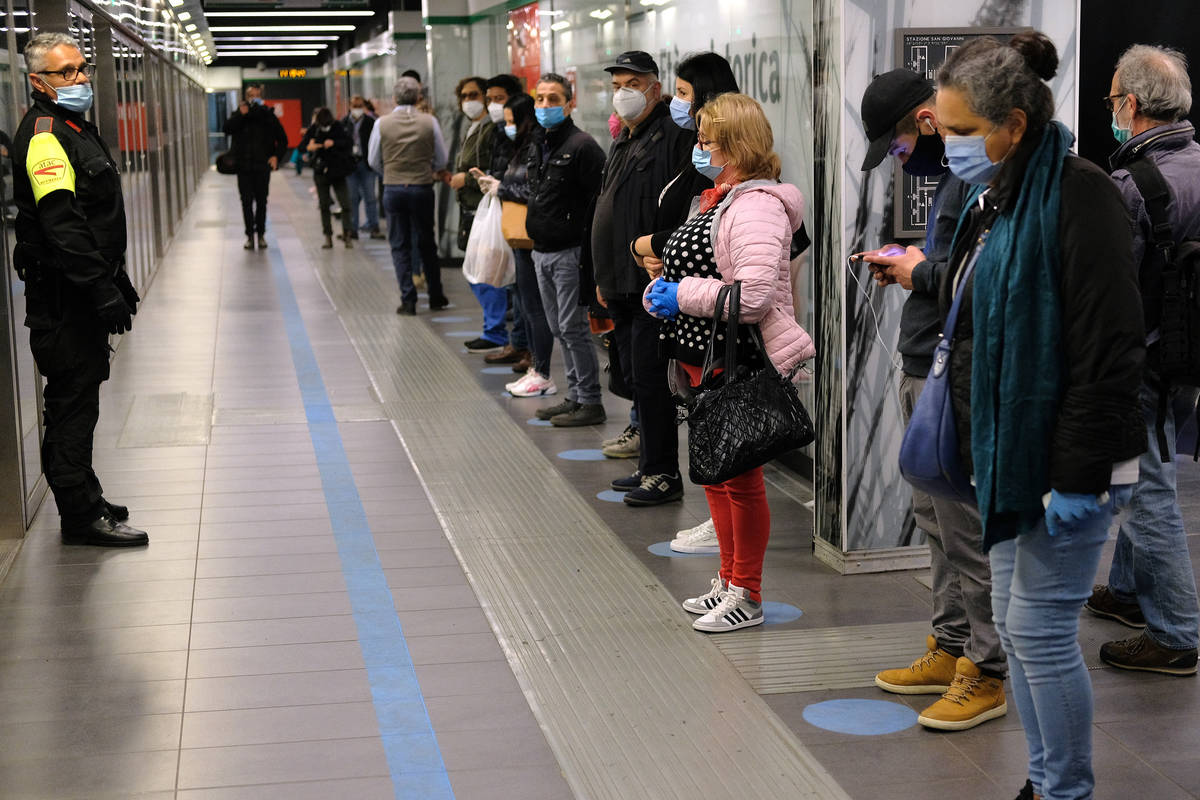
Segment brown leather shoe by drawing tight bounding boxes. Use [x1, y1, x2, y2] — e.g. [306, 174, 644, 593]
[511, 354, 533, 373]
[486, 345, 529, 365]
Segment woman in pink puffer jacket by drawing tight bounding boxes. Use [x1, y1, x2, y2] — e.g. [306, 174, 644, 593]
[643, 92, 815, 633]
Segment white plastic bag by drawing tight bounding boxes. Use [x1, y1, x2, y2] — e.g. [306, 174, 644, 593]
[462, 193, 515, 287]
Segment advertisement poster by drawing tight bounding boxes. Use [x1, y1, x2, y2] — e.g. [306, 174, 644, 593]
[264, 99, 303, 148]
[508, 3, 540, 93]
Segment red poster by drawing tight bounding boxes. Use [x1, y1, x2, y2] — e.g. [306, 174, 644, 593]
[264, 99, 303, 148]
[508, 3, 540, 94]
[117, 102, 147, 152]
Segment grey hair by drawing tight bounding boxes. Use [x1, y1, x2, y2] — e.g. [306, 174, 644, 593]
[537, 72, 573, 102]
[393, 76, 421, 106]
[1115, 44, 1192, 122]
[25, 32, 81, 74]
[937, 35, 1057, 134]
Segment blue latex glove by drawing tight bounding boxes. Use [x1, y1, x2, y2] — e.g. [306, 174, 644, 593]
[647, 278, 680, 319]
[1044, 490, 1104, 537]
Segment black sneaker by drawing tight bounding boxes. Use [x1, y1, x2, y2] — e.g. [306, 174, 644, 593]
[429, 297, 451, 311]
[464, 337, 504, 353]
[396, 302, 417, 316]
[536, 399, 579, 420]
[1014, 779, 1035, 800]
[1085, 584, 1146, 628]
[623, 473, 684, 506]
[1100, 632, 1198, 675]
[550, 403, 606, 427]
[611, 471, 642, 492]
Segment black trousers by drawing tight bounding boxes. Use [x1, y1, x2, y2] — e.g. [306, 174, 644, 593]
[314, 173, 352, 237]
[237, 169, 271, 236]
[607, 293, 679, 477]
[29, 321, 110, 527]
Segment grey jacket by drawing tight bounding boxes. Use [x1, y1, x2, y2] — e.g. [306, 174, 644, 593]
[1110, 121, 1200, 336]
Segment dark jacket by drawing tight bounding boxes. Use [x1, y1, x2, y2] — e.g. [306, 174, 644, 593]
[497, 131, 542, 204]
[223, 102, 288, 173]
[899, 172, 972, 376]
[647, 166, 713, 257]
[341, 112, 375, 163]
[488, 122, 517, 179]
[591, 101, 694, 296]
[525, 117, 605, 253]
[942, 143, 1146, 513]
[299, 122, 354, 180]
[453, 116, 496, 211]
[1109, 121, 1200, 340]
[11, 92, 127, 329]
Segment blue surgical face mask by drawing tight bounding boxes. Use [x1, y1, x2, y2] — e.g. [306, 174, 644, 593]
[691, 145, 724, 180]
[535, 105, 566, 129]
[54, 83, 93, 114]
[250, 96, 264, 106]
[944, 128, 1005, 185]
[1111, 97, 1131, 145]
[504, 124, 517, 141]
[670, 95, 694, 130]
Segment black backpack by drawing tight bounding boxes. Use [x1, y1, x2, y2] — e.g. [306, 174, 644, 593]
[1126, 158, 1200, 459]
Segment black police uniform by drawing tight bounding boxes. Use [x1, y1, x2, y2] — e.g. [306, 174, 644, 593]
[10, 90, 143, 543]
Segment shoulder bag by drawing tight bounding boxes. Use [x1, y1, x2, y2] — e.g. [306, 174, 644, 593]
[897, 253, 978, 504]
[686, 281, 815, 485]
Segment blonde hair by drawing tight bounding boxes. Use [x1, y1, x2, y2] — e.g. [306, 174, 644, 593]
[697, 93, 781, 181]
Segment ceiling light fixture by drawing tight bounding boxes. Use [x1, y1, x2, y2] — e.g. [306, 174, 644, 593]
[589, 9, 613, 19]
[176, 10, 191, 20]
[216, 49, 320, 56]
[550, 20, 570, 31]
[213, 35, 340, 41]
[206, 10, 373, 16]
[208, 25, 356, 32]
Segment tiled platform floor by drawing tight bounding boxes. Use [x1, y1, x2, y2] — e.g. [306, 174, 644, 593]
[0, 169, 1197, 799]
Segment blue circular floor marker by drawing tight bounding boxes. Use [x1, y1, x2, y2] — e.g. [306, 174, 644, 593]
[762, 601, 803, 625]
[557, 449, 606, 461]
[481, 366, 514, 375]
[527, 418, 553, 427]
[430, 316, 470, 324]
[647, 541, 716, 558]
[444, 330, 479, 338]
[802, 699, 918, 736]
[596, 489, 626, 503]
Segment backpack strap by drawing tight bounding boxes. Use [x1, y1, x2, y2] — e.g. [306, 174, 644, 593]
[1125, 157, 1181, 461]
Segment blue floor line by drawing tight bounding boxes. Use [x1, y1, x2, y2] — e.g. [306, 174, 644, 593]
[268, 247, 454, 799]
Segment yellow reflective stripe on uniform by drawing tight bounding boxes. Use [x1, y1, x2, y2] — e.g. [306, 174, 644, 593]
[26, 131, 76, 203]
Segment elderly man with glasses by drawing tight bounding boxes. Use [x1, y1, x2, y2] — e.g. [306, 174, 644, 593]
[10, 32, 147, 546]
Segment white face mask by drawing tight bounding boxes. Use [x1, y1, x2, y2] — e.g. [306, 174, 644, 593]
[487, 102, 505, 123]
[613, 84, 653, 120]
[350, 107, 365, 119]
[462, 99, 485, 119]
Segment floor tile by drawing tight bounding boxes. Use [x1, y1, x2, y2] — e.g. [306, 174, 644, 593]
[177, 737, 389, 789]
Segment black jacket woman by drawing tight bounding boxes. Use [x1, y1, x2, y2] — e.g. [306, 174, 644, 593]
[476, 93, 557, 398]
[299, 107, 355, 249]
[936, 33, 1144, 800]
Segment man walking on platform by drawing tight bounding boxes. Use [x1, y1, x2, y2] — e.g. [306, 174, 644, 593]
[342, 95, 383, 240]
[223, 84, 288, 250]
[11, 32, 147, 546]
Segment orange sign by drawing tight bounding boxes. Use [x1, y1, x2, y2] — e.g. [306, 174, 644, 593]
[508, 3, 540, 94]
[264, 99, 303, 148]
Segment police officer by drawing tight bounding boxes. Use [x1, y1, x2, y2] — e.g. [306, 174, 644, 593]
[11, 32, 146, 546]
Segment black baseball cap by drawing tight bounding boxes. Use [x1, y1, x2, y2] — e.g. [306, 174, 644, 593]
[860, 68, 935, 170]
[604, 51, 659, 75]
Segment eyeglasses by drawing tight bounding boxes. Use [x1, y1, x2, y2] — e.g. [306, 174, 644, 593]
[1103, 93, 1128, 113]
[696, 135, 718, 151]
[38, 63, 95, 82]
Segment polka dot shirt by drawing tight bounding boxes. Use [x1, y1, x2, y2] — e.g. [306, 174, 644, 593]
[659, 208, 762, 369]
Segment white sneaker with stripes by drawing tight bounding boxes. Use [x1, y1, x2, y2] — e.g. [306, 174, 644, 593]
[692, 583, 764, 633]
[682, 574, 726, 615]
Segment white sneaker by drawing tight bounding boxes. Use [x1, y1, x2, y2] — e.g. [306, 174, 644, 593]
[505, 368, 535, 394]
[510, 371, 557, 398]
[682, 574, 727, 615]
[670, 518, 718, 554]
[601, 425, 640, 459]
[602, 423, 637, 448]
[693, 583, 764, 633]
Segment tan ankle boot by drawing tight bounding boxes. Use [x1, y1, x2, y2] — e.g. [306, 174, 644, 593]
[875, 634, 957, 694]
[917, 656, 1007, 730]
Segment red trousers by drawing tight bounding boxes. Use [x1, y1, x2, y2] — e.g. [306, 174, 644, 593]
[681, 361, 772, 601]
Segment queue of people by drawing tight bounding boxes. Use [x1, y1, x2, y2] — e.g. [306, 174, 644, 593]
[16, 23, 1199, 800]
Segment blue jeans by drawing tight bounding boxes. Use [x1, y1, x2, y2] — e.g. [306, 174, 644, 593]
[990, 506, 1113, 800]
[514, 248, 552, 376]
[383, 184, 443, 305]
[1108, 382, 1200, 649]
[469, 282, 509, 346]
[533, 247, 601, 404]
[345, 161, 379, 232]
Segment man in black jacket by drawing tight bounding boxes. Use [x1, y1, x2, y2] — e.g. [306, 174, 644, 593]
[525, 73, 607, 427]
[223, 85, 288, 250]
[341, 95, 382, 240]
[592, 51, 693, 505]
[11, 32, 146, 546]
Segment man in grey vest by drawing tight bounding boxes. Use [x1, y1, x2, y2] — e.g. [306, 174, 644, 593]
[368, 76, 450, 315]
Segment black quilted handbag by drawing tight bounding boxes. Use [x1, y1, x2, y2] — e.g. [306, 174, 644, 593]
[686, 281, 815, 485]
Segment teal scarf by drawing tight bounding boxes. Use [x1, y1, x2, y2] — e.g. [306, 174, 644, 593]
[969, 121, 1074, 543]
